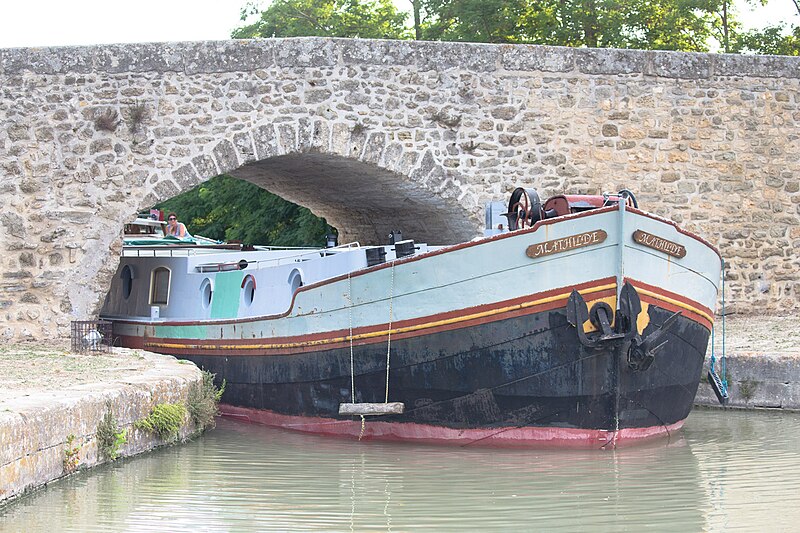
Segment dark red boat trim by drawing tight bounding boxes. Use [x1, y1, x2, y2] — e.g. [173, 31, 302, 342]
[219, 404, 686, 450]
[203, 277, 617, 343]
[625, 278, 714, 330]
[132, 280, 619, 356]
[626, 278, 714, 317]
[125, 277, 714, 357]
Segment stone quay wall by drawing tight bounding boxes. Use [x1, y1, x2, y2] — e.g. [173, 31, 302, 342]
[1, 38, 800, 341]
[695, 352, 800, 410]
[0, 351, 202, 504]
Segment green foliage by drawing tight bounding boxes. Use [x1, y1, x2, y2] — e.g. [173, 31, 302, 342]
[96, 403, 127, 460]
[418, 0, 530, 43]
[154, 175, 336, 247]
[63, 434, 81, 474]
[187, 370, 226, 431]
[517, 0, 721, 51]
[233, 0, 410, 39]
[235, 0, 798, 56]
[733, 24, 800, 56]
[135, 403, 188, 442]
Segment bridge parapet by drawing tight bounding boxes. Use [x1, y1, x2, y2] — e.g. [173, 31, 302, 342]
[3, 38, 800, 79]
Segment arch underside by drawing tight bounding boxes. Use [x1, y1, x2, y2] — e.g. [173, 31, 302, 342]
[231, 153, 482, 246]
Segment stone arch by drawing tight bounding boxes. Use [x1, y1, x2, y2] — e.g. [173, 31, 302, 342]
[58, 119, 483, 337]
[160, 120, 482, 246]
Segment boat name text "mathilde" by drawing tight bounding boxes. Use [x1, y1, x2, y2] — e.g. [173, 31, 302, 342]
[525, 230, 608, 258]
[632, 230, 686, 258]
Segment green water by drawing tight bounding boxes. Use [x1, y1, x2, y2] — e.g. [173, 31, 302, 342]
[2, 409, 800, 532]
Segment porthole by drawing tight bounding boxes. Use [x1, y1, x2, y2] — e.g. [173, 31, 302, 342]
[121, 265, 134, 300]
[288, 269, 303, 294]
[200, 278, 213, 309]
[242, 275, 256, 307]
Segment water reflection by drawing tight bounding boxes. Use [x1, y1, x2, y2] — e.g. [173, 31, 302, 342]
[2, 410, 800, 532]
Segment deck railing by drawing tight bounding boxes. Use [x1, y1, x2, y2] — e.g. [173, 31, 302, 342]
[194, 242, 363, 272]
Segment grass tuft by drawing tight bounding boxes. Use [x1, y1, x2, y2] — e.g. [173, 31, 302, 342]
[135, 403, 187, 442]
[187, 370, 225, 431]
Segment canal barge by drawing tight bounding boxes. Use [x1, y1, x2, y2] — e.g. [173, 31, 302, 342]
[101, 188, 721, 449]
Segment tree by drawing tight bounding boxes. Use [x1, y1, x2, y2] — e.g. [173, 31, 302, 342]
[155, 175, 335, 247]
[519, 0, 721, 51]
[728, 0, 799, 55]
[733, 23, 800, 55]
[417, 0, 531, 43]
[233, 0, 410, 39]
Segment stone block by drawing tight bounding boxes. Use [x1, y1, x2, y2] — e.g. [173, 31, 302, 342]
[714, 53, 800, 79]
[340, 39, 415, 66]
[649, 50, 713, 79]
[0, 351, 202, 503]
[501, 45, 575, 73]
[212, 139, 240, 174]
[274, 38, 338, 68]
[576, 48, 646, 75]
[412, 41, 499, 72]
[252, 124, 279, 160]
[184, 40, 274, 74]
[190, 155, 218, 182]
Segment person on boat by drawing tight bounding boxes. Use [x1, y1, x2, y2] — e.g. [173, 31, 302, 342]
[165, 212, 191, 238]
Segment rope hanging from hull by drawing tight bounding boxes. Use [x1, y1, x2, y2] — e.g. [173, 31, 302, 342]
[340, 261, 405, 422]
[384, 262, 394, 403]
[348, 271, 355, 404]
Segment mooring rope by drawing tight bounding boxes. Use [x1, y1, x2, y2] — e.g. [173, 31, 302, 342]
[384, 262, 395, 403]
[710, 258, 728, 391]
[348, 271, 355, 404]
[721, 258, 727, 388]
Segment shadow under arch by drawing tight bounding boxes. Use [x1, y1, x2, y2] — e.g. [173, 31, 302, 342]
[228, 152, 481, 246]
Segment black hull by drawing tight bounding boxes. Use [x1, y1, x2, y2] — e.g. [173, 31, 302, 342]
[185, 304, 708, 433]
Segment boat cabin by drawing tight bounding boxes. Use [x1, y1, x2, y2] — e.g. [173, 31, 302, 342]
[124, 215, 167, 241]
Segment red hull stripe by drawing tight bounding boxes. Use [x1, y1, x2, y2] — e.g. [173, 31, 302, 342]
[134, 277, 714, 356]
[219, 404, 686, 450]
[139, 278, 617, 355]
[625, 278, 714, 330]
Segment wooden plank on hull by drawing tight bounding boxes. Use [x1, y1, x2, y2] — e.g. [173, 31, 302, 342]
[339, 402, 405, 415]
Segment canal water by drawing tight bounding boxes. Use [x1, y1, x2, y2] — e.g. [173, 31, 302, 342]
[2, 408, 800, 532]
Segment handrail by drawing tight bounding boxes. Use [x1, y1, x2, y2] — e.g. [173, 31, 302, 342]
[193, 242, 365, 272]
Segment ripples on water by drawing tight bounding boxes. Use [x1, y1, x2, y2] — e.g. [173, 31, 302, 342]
[2, 409, 800, 532]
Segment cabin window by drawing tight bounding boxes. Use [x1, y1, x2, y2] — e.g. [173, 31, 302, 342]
[242, 275, 256, 307]
[150, 267, 171, 305]
[121, 265, 134, 300]
[200, 278, 213, 309]
[288, 269, 303, 294]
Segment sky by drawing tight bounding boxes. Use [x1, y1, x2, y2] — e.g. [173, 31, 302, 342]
[0, 0, 796, 49]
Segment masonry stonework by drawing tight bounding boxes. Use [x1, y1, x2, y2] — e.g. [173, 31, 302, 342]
[1, 38, 799, 342]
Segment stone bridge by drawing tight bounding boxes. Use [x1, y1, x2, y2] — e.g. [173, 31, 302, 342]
[1, 38, 799, 341]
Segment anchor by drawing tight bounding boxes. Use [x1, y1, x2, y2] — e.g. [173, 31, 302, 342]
[566, 291, 623, 348]
[567, 282, 681, 371]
